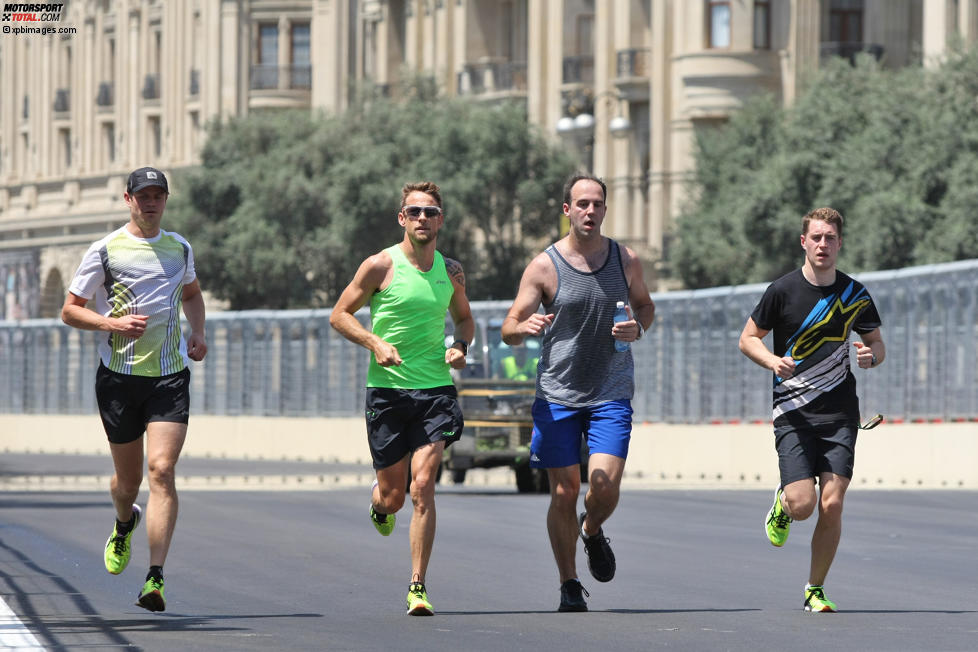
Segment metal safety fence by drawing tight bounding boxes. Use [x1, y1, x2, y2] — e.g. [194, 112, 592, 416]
[2, 260, 976, 423]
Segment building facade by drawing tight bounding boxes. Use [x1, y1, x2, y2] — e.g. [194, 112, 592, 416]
[1, 0, 976, 318]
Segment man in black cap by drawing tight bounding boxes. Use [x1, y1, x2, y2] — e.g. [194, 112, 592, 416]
[61, 166, 208, 612]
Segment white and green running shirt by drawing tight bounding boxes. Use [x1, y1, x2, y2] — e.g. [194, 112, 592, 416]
[68, 226, 197, 377]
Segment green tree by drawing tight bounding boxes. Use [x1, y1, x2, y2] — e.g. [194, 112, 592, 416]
[166, 80, 576, 308]
[676, 46, 978, 288]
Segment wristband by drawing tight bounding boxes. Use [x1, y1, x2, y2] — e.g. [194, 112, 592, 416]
[452, 340, 468, 356]
[635, 322, 644, 340]
[870, 353, 877, 367]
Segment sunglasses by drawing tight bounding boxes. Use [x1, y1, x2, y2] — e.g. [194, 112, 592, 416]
[858, 414, 884, 430]
[403, 205, 442, 219]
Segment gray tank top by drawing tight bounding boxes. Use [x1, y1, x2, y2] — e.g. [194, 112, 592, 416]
[536, 239, 634, 407]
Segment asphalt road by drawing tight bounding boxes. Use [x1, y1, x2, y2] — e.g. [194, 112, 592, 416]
[0, 454, 976, 651]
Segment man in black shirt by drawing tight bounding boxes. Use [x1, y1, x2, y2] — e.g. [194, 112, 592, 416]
[739, 207, 885, 613]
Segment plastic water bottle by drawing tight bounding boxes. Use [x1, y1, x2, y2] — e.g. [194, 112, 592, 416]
[614, 301, 630, 352]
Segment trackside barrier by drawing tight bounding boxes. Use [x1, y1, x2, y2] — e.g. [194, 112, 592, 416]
[1, 260, 976, 424]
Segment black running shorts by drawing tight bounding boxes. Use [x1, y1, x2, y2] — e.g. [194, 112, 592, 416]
[774, 421, 857, 485]
[95, 363, 191, 444]
[365, 386, 464, 470]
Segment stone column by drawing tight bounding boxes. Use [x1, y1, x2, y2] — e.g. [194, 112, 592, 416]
[781, 0, 819, 105]
[219, 0, 242, 119]
[648, 0, 672, 267]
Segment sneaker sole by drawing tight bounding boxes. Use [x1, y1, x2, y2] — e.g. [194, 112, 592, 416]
[406, 604, 434, 616]
[557, 604, 588, 613]
[136, 591, 166, 612]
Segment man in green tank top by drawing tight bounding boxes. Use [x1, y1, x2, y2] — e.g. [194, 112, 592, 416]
[330, 181, 474, 616]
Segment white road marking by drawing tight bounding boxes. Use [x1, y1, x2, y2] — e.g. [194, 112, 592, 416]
[0, 596, 45, 650]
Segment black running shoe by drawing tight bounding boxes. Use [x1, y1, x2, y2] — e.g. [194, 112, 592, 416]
[579, 512, 616, 582]
[558, 579, 589, 612]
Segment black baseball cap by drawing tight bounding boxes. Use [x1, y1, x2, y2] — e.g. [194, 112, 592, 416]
[127, 167, 169, 194]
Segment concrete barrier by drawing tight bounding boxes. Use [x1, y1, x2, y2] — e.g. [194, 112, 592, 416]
[1, 415, 975, 489]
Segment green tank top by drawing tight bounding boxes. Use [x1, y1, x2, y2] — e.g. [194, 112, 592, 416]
[366, 245, 455, 389]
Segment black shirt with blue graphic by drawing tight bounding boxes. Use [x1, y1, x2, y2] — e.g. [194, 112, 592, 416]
[750, 268, 882, 427]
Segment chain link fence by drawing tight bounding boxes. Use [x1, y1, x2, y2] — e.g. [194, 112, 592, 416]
[2, 260, 976, 423]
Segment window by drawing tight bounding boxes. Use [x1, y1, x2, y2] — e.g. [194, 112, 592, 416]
[501, 1, 514, 59]
[259, 23, 278, 65]
[291, 23, 309, 65]
[104, 36, 116, 82]
[148, 116, 161, 157]
[102, 123, 115, 164]
[291, 23, 310, 88]
[576, 14, 593, 56]
[753, 1, 770, 49]
[59, 129, 71, 170]
[708, 1, 731, 48]
[829, 0, 863, 42]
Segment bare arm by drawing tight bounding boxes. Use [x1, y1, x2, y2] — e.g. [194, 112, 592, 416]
[501, 253, 554, 345]
[61, 292, 148, 338]
[853, 327, 885, 368]
[329, 252, 403, 367]
[617, 245, 655, 342]
[738, 316, 797, 379]
[444, 257, 475, 370]
[182, 279, 208, 361]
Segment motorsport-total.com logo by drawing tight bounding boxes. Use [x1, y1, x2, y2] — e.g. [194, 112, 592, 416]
[2, 3, 64, 22]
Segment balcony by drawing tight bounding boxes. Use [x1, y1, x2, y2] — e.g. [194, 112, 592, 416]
[617, 48, 649, 78]
[248, 64, 312, 110]
[250, 64, 312, 91]
[615, 47, 650, 102]
[142, 74, 160, 100]
[457, 60, 527, 99]
[95, 82, 114, 108]
[53, 88, 70, 114]
[562, 55, 594, 85]
[819, 42, 885, 65]
[675, 50, 780, 119]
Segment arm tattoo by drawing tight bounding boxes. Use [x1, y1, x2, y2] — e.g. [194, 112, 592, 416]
[445, 258, 466, 288]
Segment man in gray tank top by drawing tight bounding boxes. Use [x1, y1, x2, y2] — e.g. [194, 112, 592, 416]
[502, 174, 655, 612]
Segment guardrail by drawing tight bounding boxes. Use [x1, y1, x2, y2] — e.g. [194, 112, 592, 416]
[2, 260, 975, 423]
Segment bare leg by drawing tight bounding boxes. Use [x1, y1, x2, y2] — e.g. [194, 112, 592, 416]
[780, 477, 817, 521]
[408, 441, 445, 584]
[144, 421, 187, 567]
[547, 465, 582, 583]
[373, 454, 410, 515]
[581, 453, 625, 535]
[108, 438, 144, 522]
[809, 472, 850, 586]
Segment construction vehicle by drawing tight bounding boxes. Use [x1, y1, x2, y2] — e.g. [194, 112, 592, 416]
[446, 317, 586, 493]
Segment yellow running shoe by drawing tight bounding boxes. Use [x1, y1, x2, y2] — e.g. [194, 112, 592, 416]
[104, 504, 141, 575]
[406, 582, 434, 616]
[804, 584, 837, 612]
[764, 485, 792, 547]
[369, 504, 396, 536]
[136, 576, 166, 612]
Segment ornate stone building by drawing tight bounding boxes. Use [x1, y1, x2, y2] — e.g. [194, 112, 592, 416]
[1, 0, 975, 317]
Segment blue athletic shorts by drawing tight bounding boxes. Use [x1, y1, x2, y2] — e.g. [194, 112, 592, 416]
[529, 398, 632, 469]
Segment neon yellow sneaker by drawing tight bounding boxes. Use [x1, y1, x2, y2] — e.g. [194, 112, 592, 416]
[104, 504, 141, 575]
[369, 504, 396, 536]
[136, 576, 166, 612]
[406, 582, 434, 616]
[804, 584, 837, 612]
[764, 485, 792, 547]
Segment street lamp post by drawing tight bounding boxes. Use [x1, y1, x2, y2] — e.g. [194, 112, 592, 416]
[556, 89, 632, 169]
